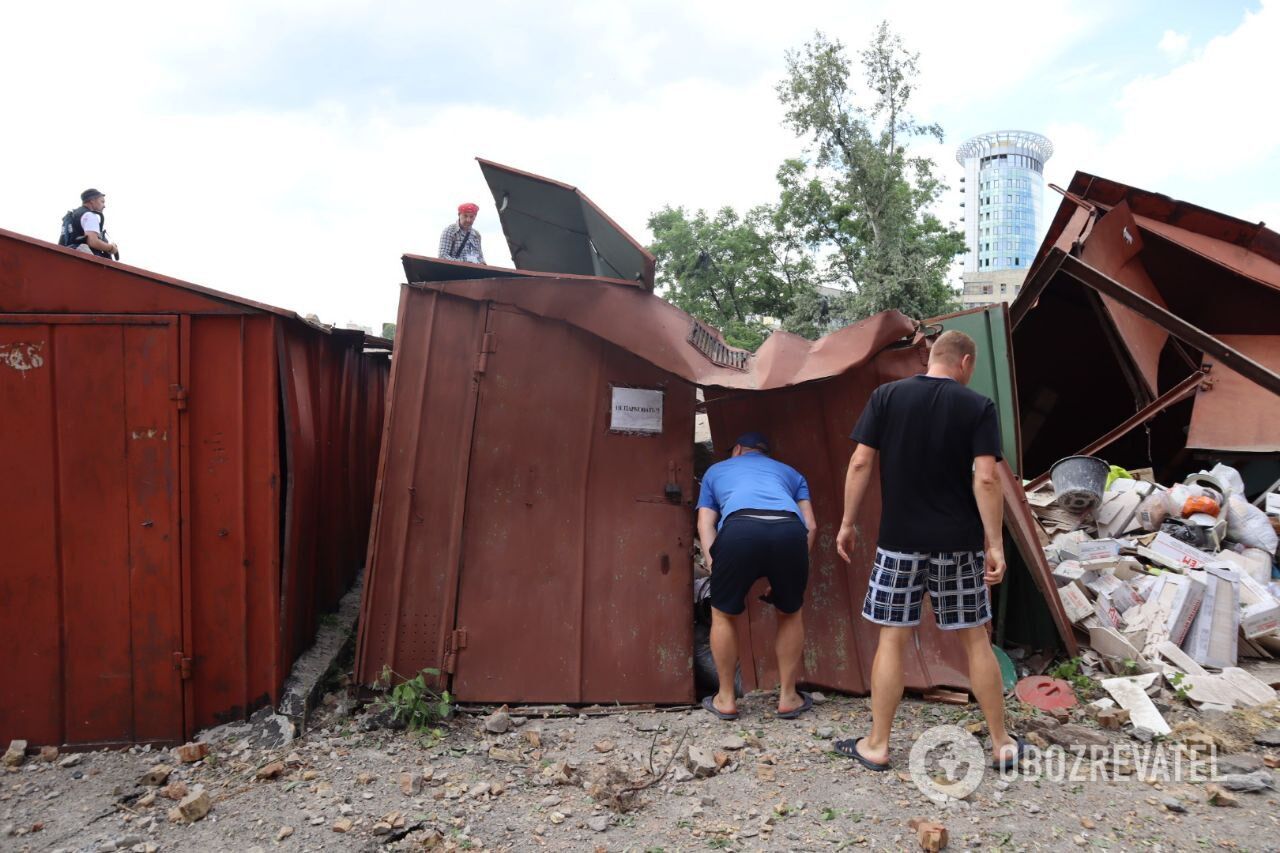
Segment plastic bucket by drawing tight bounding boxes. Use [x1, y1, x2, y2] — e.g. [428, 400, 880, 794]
[1049, 456, 1111, 512]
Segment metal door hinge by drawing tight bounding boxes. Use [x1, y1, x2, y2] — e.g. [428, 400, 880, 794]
[475, 332, 497, 375]
[443, 628, 468, 674]
[169, 384, 189, 410]
[173, 652, 193, 680]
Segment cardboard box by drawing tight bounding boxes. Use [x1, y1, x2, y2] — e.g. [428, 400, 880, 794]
[1097, 483, 1157, 538]
[1215, 548, 1273, 587]
[1059, 583, 1094, 624]
[1062, 538, 1123, 562]
[1130, 573, 1161, 602]
[1183, 567, 1239, 670]
[1085, 573, 1141, 613]
[1265, 491, 1280, 516]
[1236, 569, 1276, 607]
[1241, 599, 1280, 639]
[1162, 572, 1207, 646]
[1137, 532, 1215, 571]
[1052, 560, 1087, 588]
[1081, 556, 1146, 580]
[1093, 596, 1122, 629]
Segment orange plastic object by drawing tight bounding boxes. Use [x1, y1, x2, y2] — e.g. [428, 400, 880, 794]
[1014, 675, 1079, 711]
[1182, 496, 1221, 518]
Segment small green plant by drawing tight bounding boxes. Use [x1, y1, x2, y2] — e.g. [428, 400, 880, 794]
[373, 665, 453, 731]
[1169, 671, 1191, 703]
[820, 807, 839, 821]
[707, 839, 732, 850]
[1047, 657, 1097, 694]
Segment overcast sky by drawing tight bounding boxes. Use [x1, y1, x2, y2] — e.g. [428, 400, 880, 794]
[2, 1, 1276, 330]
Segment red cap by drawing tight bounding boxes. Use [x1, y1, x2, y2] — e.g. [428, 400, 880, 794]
[458, 202, 479, 215]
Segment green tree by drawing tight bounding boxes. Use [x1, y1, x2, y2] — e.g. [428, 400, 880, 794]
[776, 24, 963, 321]
[647, 23, 962, 346]
[647, 204, 811, 350]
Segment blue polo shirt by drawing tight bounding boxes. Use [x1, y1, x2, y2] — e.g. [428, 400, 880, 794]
[696, 452, 811, 529]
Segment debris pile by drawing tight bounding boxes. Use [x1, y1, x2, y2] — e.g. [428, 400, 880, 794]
[1030, 460, 1279, 721]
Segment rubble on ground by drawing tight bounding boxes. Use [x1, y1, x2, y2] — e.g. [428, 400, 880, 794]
[1029, 459, 1280, 731]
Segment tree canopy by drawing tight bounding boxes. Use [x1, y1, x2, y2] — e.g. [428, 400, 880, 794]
[648, 23, 964, 349]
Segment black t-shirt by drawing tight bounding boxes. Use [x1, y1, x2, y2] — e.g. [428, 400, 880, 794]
[850, 375, 1002, 552]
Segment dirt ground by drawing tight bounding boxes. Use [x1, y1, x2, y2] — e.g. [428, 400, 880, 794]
[5, 690, 1280, 853]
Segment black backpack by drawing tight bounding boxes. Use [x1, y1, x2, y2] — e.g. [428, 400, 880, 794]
[58, 207, 86, 247]
[58, 206, 115, 258]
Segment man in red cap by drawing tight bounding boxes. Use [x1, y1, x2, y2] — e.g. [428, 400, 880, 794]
[438, 202, 485, 264]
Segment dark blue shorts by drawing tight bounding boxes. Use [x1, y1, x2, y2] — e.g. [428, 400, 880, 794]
[709, 514, 809, 615]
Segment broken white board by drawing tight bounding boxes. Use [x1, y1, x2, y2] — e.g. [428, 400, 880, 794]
[1155, 641, 1209, 677]
[1220, 667, 1277, 706]
[1184, 567, 1239, 670]
[1100, 673, 1170, 735]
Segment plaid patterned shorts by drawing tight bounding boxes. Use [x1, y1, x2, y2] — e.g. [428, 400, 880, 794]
[862, 548, 991, 630]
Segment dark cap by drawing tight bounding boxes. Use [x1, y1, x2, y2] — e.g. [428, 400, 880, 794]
[81, 188, 105, 203]
[734, 431, 770, 453]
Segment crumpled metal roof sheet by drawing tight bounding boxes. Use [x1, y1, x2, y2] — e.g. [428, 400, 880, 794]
[357, 279, 1070, 702]
[1014, 172, 1280, 470]
[357, 159, 1072, 704]
[478, 159, 657, 289]
[414, 276, 918, 390]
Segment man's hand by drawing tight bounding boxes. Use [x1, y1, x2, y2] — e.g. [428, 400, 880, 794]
[702, 550, 713, 573]
[836, 522, 857, 564]
[983, 546, 1007, 585]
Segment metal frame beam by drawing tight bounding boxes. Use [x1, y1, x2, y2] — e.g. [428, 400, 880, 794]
[1009, 249, 1065, 329]
[1055, 249, 1280, 398]
[1025, 369, 1209, 491]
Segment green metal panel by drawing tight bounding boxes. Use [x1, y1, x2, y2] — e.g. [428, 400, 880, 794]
[934, 305, 1022, 475]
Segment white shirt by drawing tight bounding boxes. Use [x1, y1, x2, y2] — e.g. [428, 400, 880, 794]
[80, 210, 103, 235]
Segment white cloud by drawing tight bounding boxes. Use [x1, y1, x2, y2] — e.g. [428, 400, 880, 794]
[1, 0, 1270, 331]
[1158, 29, 1191, 61]
[1045, 0, 1279, 206]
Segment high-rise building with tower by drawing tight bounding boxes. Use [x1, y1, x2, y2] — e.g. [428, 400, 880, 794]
[955, 130, 1053, 308]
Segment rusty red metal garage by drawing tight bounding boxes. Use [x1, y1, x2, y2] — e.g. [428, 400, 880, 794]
[354, 160, 1069, 704]
[0, 230, 388, 747]
[1011, 173, 1280, 492]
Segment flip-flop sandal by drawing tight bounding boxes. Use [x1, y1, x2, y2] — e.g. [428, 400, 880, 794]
[701, 694, 739, 721]
[990, 736, 1027, 771]
[776, 691, 814, 719]
[834, 736, 891, 771]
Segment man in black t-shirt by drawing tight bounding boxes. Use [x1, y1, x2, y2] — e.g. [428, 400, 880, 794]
[832, 330, 1021, 772]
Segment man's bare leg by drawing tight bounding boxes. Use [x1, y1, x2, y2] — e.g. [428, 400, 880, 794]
[855, 625, 913, 764]
[957, 626, 1016, 762]
[709, 607, 739, 715]
[774, 609, 804, 713]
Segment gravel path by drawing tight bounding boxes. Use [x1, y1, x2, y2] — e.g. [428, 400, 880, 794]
[4, 691, 1280, 852]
